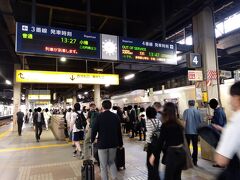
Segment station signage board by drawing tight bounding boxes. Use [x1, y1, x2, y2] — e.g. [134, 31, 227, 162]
[16, 22, 178, 65]
[16, 22, 100, 59]
[119, 37, 177, 65]
[188, 70, 203, 81]
[28, 94, 51, 100]
[16, 70, 119, 85]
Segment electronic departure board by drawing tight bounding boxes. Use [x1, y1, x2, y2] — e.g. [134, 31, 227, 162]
[16, 22, 100, 59]
[119, 37, 177, 65]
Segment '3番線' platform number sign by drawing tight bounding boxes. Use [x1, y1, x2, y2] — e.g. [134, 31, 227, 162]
[15, 22, 100, 59]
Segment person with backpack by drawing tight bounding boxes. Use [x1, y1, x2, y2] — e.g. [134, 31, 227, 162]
[149, 102, 186, 180]
[183, 100, 202, 166]
[145, 106, 162, 180]
[83, 103, 99, 160]
[70, 103, 84, 158]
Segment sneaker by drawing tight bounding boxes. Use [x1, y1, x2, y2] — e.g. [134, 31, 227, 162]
[73, 150, 77, 157]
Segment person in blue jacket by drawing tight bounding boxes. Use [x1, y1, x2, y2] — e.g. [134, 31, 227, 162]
[209, 99, 227, 127]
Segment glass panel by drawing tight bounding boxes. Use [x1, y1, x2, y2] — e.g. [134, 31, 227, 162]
[224, 13, 240, 33]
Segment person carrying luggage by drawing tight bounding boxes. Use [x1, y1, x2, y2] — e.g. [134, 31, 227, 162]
[91, 100, 123, 180]
[84, 103, 99, 160]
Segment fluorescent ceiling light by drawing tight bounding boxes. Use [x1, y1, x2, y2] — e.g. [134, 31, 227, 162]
[124, 74, 135, 80]
[5, 80, 12, 85]
[60, 57, 67, 62]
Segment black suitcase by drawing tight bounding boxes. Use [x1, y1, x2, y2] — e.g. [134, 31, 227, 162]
[197, 125, 220, 148]
[81, 160, 95, 180]
[115, 147, 125, 170]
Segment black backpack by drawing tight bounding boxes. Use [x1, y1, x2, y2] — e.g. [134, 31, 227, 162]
[150, 119, 161, 147]
[75, 112, 84, 130]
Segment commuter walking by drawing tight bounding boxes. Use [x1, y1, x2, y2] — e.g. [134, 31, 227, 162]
[128, 105, 136, 138]
[84, 103, 99, 160]
[183, 100, 202, 166]
[16, 109, 24, 136]
[123, 107, 130, 134]
[138, 107, 146, 141]
[70, 103, 84, 158]
[209, 98, 227, 128]
[33, 107, 44, 142]
[27, 109, 33, 126]
[82, 106, 88, 120]
[145, 106, 161, 180]
[153, 102, 163, 122]
[66, 108, 72, 140]
[149, 102, 186, 180]
[214, 81, 240, 179]
[91, 100, 123, 180]
[43, 108, 51, 130]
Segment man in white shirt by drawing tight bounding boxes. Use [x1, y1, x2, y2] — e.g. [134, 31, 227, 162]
[215, 81, 240, 172]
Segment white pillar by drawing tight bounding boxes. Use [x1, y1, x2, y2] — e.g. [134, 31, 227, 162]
[13, 64, 21, 131]
[192, 7, 219, 101]
[94, 84, 101, 109]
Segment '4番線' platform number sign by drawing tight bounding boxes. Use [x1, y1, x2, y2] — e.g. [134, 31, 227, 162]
[15, 22, 100, 59]
[119, 37, 177, 65]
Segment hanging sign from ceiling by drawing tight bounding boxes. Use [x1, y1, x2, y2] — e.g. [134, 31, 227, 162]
[16, 22, 100, 59]
[16, 70, 119, 85]
[28, 94, 51, 100]
[15, 22, 177, 65]
[119, 37, 177, 65]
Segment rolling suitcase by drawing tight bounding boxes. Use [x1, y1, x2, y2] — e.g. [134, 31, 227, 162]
[81, 160, 95, 180]
[115, 147, 125, 170]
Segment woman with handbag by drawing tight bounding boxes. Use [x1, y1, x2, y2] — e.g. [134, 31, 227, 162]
[149, 102, 186, 180]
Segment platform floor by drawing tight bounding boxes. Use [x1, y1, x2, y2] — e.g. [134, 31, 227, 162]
[0, 123, 221, 180]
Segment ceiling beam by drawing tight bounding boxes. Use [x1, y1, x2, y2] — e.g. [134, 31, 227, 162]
[19, 1, 143, 24]
[48, 8, 53, 26]
[98, 18, 108, 31]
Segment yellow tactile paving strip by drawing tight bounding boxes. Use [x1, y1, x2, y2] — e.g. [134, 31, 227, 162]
[0, 143, 70, 153]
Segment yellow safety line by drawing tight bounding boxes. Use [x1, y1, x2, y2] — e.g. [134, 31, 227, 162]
[0, 143, 70, 153]
[0, 127, 12, 140]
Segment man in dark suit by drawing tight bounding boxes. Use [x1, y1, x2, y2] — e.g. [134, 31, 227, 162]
[16, 109, 24, 136]
[91, 100, 123, 180]
[128, 105, 136, 138]
[33, 107, 44, 142]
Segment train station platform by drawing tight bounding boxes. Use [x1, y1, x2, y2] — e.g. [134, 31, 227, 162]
[0, 123, 220, 180]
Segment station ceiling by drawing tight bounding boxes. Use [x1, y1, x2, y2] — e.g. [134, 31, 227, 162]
[0, 0, 240, 98]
